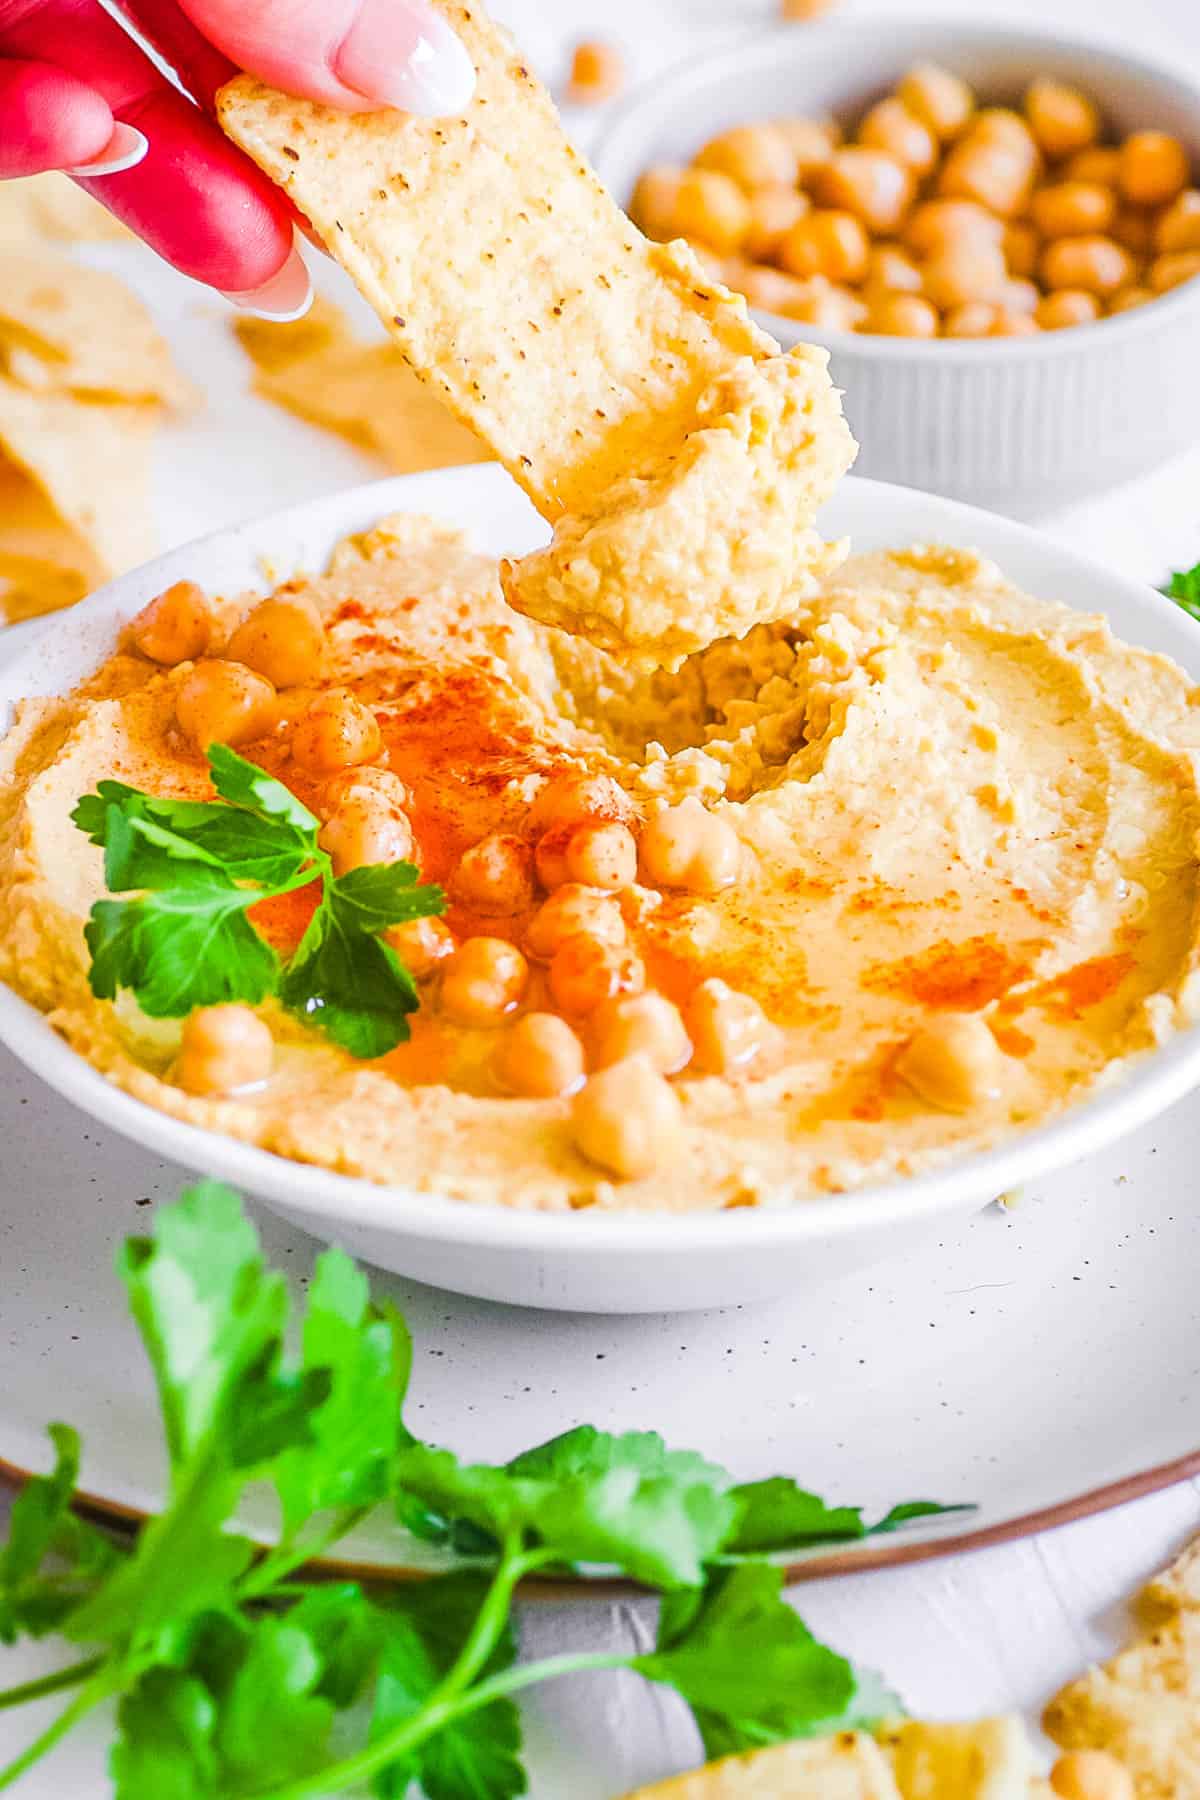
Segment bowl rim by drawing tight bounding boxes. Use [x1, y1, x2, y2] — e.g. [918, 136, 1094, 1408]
[3, 464, 1200, 1261]
[592, 13, 1200, 362]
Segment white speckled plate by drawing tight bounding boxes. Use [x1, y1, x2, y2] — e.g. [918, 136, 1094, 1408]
[1, 1042, 1198, 1579]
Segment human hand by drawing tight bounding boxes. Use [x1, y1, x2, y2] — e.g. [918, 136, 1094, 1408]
[0, 0, 475, 315]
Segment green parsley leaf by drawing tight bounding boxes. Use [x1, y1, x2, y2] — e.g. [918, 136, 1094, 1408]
[1164, 559, 1200, 620]
[636, 1564, 857, 1758]
[281, 1586, 385, 1710]
[726, 1479, 971, 1556]
[0, 1426, 122, 1644]
[370, 1577, 525, 1800]
[212, 1618, 335, 1789]
[72, 747, 444, 1053]
[272, 1248, 413, 1537]
[85, 889, 281, 1018]
[110, 1669, 218, 1800]
[279, 866, 442, 1059]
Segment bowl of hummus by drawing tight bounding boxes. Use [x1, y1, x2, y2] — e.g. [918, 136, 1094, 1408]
[3, 464, 1200, 1313]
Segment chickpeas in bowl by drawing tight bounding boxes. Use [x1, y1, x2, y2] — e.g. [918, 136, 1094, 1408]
[631, 65, 1199, 340]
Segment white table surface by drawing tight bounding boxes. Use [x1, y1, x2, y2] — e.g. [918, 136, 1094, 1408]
[3, 0, 1200, 1793]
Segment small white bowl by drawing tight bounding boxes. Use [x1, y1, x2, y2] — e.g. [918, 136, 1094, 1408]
[594, 20, 1200, 518]
[3, 465, 1200, 1312]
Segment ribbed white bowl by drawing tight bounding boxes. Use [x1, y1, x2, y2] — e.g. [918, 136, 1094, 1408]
[595, 21, 1200, 517]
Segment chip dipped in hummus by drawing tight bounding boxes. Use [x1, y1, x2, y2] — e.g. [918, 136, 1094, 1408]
[2, 514, 1199, 1213]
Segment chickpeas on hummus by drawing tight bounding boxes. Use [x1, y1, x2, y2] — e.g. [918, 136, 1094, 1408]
[2, 512, 1200, 1213]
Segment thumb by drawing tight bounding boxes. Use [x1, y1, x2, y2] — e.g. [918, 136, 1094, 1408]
[176, 0, 475, 115]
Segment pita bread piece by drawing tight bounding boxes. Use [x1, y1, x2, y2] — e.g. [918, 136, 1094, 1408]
[1045, 1534, 1200, 1798]
[0, 251, 196, 411]
[0, 174, 132, 247]
[217, 0, 855, 666]
[623, 1732, 903, 1798]
[234, 300, 488, 472]
[0, 456, 102, 621]
[0, 375, 156, 622]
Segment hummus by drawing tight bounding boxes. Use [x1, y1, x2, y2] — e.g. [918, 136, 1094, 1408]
[3, 514, 1200, 1213]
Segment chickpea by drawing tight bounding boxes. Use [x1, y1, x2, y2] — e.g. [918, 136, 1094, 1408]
[319, 792, 416, 876]
[226, 597, 325, 690]
[321, 766, 410, 813]
[1150, 249, 1200, 292]
[549, 935, 645, 1017]
[772, 117, 837, 178]
[590, 991, 692, 1075]
[1111, 203, 1158, 255]
[812, 147, 914, 235]
[995, 276, 1039, 314]
[387, 915, 454, 980]
[1107, 282, 1153, 314]
[896, 62, 974, 143]
[176, 1004, 273, 1096]
[1036, 287, 1101, 329]
[779, 0, 838, 17]
[786, 280, 868, 330]
[1063, 145, 1121, 185]
[440, 936, 528, 1027]
[743, 188, 811, 262]
[938, 140, 1034, 217]
[571, 1054, 684, 1180]
[941, 301, 1000, 338]
[1119, 130, 1189, 207]
[1024, 78, 1100, 160]
[565, 39, 625, 106]
[673, 167, 752, 255]
[863, 242, 923, 296]
[493, 1012, 585, 1098]
[1049, 1750, 1134, 1800]
[129, 579, 216, 665]
[1157, 188, 1200, 252]
[858, 97, 938, 176]
[695, 123, 798, 192]
[735, 262, 819, 317]
[973, 107, 1039, 159]
[452, 833, 536, 914]
[866, 292, 938, 338]
[527, 770, 633, 837]
[1030, 180, 1116, 240]
[921, 239, 1007, 309]
[525, 884, 626, 960]
[1040, 234, 1133, 295]
[639, 800, 741, 896]
[290, 690, 382, 775]
[779, 208, 869, 283]
[174, 660, 275, 751]
[896, 1014, 1004, 1113]
[1002, 220, 1040, 277]
[685, 978, 776, 1075]
[631, 166, 685, 241]
[557, 821, 635, 891]
[989, 308, 1040, 337]
[904, 199, 1003, 257]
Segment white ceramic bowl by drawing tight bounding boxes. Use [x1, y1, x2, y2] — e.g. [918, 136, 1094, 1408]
[4, 464, 1200, 1314]
[594, 20, 1200, 518]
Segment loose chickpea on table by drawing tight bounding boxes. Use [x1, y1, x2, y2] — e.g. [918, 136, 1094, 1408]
[629, 61, 1199, 338]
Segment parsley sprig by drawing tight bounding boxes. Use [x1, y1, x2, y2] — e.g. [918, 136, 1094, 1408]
[71, 746, 445, 1058]
[1163, 559, 1200, 621]
[0, 1183, 969, 1798]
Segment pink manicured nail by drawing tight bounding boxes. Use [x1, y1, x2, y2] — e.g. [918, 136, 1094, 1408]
[222, 245, 314, 322]
[65, 122, 148, 178]
[334, 0, 476, 115]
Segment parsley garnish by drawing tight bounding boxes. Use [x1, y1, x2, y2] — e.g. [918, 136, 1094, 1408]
[1163, 559, 1200, 621]
[71, 746, 445, 1058]
[0, 1183, 969, 1798]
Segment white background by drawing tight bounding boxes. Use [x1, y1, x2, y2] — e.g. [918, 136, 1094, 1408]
[3, 0, 1200, 1794]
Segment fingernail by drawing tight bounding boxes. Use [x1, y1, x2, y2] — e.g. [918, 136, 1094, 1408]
[65, 122, 148, 178]
[222, 246, 313, 322]
[335, 0, 476, 115]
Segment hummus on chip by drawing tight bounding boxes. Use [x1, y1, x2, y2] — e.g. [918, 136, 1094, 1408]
[2, 514, 1199, 1212]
